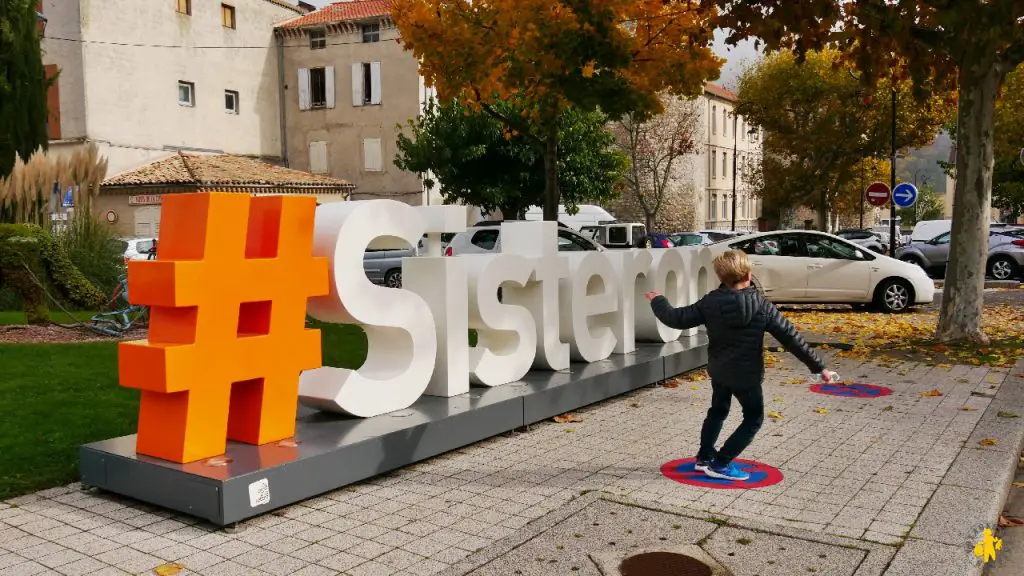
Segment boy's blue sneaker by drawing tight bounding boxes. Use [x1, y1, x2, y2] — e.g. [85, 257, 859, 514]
[704, 462, 750, 481]
[694, 458, 711, 472]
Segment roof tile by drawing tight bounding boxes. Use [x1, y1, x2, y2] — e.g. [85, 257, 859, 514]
[277, 0, 390, 29]
[103, 153, 354, 190]
[704, 83, 737, 102]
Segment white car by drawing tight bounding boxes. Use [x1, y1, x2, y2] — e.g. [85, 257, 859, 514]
[121, 237, 156, 262]
[709, 230, 935, 313]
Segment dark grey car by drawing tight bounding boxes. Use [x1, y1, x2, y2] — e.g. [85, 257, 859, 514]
[896, 229, 1024, 280]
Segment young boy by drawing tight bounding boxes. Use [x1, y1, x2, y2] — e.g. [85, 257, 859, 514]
[645, 250, 837, 481]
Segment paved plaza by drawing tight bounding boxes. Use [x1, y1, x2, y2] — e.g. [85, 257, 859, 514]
[2, 354, 1023, 576]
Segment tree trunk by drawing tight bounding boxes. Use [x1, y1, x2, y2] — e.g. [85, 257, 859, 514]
[542, 137, 559, 221]
[936, 60, 1003, 344]
[644, 211, 654, 232]
[817, 189, 828, 231]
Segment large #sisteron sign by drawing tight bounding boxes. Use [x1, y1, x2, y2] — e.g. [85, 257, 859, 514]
[120, 193, 714, 463]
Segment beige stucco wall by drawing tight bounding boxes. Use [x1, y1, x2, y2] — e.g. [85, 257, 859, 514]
[93, 190, 351, 239]
[41, 0, 87, 141]
[281, 22, 424, 204]
[42, 0, 298, 178]
[699, 93, 763, 231]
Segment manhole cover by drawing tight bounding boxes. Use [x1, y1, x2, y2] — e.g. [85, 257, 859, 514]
[620, 552, 712, 576]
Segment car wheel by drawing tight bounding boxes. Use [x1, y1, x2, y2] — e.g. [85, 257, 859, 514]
[988, 255, 1018, 281]
[875, 279, 912, 314]
[900, 255, 923, 268]
[384, 269, 402, 289]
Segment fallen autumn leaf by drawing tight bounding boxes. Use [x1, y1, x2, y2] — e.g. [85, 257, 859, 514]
[999, 515, 1024, 527]
[553, 413, 582, 424]
[979, 438, 999, 446]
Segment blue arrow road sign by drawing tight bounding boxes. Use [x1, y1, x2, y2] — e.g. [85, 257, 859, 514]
[892, 183, 918, 208]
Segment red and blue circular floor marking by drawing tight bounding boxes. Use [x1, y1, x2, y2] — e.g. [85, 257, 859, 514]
[660, 457, 783, 489]
[810, 383, 892, 398]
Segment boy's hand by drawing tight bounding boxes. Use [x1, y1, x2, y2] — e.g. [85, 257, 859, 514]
[820, 370, 840, 384]
[644, 291, 661, 301]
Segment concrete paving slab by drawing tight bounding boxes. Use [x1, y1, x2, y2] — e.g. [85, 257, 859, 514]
[910, 486, 1003, 547]
[942, 448, 1018, 494]
[885, 538, 980, 576]
[436, 493, 895, 576]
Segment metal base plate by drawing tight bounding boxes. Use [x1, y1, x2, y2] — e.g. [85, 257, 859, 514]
[79, 336, 707, 526]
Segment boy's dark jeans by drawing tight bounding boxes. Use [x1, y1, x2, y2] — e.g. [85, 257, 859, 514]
[696, 381, 765, 466]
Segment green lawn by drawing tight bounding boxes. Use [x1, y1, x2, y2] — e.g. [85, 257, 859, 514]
[0, 321, 369, 500]
[0, 310, 98, 326]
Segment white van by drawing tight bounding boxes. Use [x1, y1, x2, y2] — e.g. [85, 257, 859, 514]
[911, 220, 952, 243]
[524, 204, 616, 230]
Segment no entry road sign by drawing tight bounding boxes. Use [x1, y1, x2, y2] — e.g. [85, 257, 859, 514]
[892, 183, 918, 208]
[865, 182, 891, 207]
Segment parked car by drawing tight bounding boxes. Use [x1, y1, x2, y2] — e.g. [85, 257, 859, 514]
[121, 237, 156, 262]
[668, 232, 713, 247]
[835, 229, 887, 254]
[700, 229, 747, 243]
[445, 222, 604, 256]
[580, 223, 651, 248]
[363, 235, 451, 288]
[711, 230, 935, 313]
[896, 229, 1024, 281]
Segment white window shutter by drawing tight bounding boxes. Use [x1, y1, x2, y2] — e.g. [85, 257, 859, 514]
[351, 62, 363, 106]
[298, 68, 311, 111]
[362, 138, 382, 172]
[325, 65, 336, 109]
[309, 141, 328, 174]
[370, 61, 382, 105]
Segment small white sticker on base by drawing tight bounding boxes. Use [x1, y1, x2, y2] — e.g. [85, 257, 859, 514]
[248, 478, 270, 508]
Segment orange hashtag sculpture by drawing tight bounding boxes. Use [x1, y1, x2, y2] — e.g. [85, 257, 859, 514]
[119, 193, 328, 464]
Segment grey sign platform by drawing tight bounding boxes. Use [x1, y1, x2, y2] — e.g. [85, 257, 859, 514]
[79, 335, 708, 526]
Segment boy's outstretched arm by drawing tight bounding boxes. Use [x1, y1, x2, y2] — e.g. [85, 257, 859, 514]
[647, 292, 705, 330]
[764, 302, 826, 374]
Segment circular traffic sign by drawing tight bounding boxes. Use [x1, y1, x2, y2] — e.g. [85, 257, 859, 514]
[892, 183, 918, 208]
[809, 383, 892, 398]
[865, 182, 891, 207]
[660, 457, 784, 490]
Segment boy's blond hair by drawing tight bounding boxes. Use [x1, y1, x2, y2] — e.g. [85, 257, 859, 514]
[713, 250, 753, 287]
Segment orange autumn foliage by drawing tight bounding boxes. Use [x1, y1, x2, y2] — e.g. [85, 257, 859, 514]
[391, 0, 723, 219]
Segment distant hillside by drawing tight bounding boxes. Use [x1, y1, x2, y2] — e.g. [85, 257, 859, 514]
[899, 133, 952, 194]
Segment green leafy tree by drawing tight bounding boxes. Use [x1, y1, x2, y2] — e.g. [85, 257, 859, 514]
[708, 0, 1024, 343]
[993, 64, 1024, 221]
[735, 49, 949, 232]
[0, 0, 50, 177]
[392, 0, 722, 221]
[395, 98, 628, 219]
[897, 183, 945, 226]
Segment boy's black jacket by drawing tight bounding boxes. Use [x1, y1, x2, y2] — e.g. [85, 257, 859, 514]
[651, 285, 825, 389]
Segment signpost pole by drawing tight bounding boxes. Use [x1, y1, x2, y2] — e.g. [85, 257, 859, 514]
[889, 89, 897, 255]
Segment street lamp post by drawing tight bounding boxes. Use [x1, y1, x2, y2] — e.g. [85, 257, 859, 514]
[889, 89, 898, 254]
[730, 113, 758, 232]
[731, 115, 739, 231]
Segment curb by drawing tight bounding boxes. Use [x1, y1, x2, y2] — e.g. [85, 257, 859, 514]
[934, 280, 1022, 290]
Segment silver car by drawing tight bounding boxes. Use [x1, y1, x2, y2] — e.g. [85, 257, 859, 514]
[835, 229, 887, 254]
[896, 229, 1024, 280]
[445, 223, 604, 255]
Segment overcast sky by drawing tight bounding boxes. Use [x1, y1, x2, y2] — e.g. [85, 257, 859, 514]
[298, 1, 761, 87]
